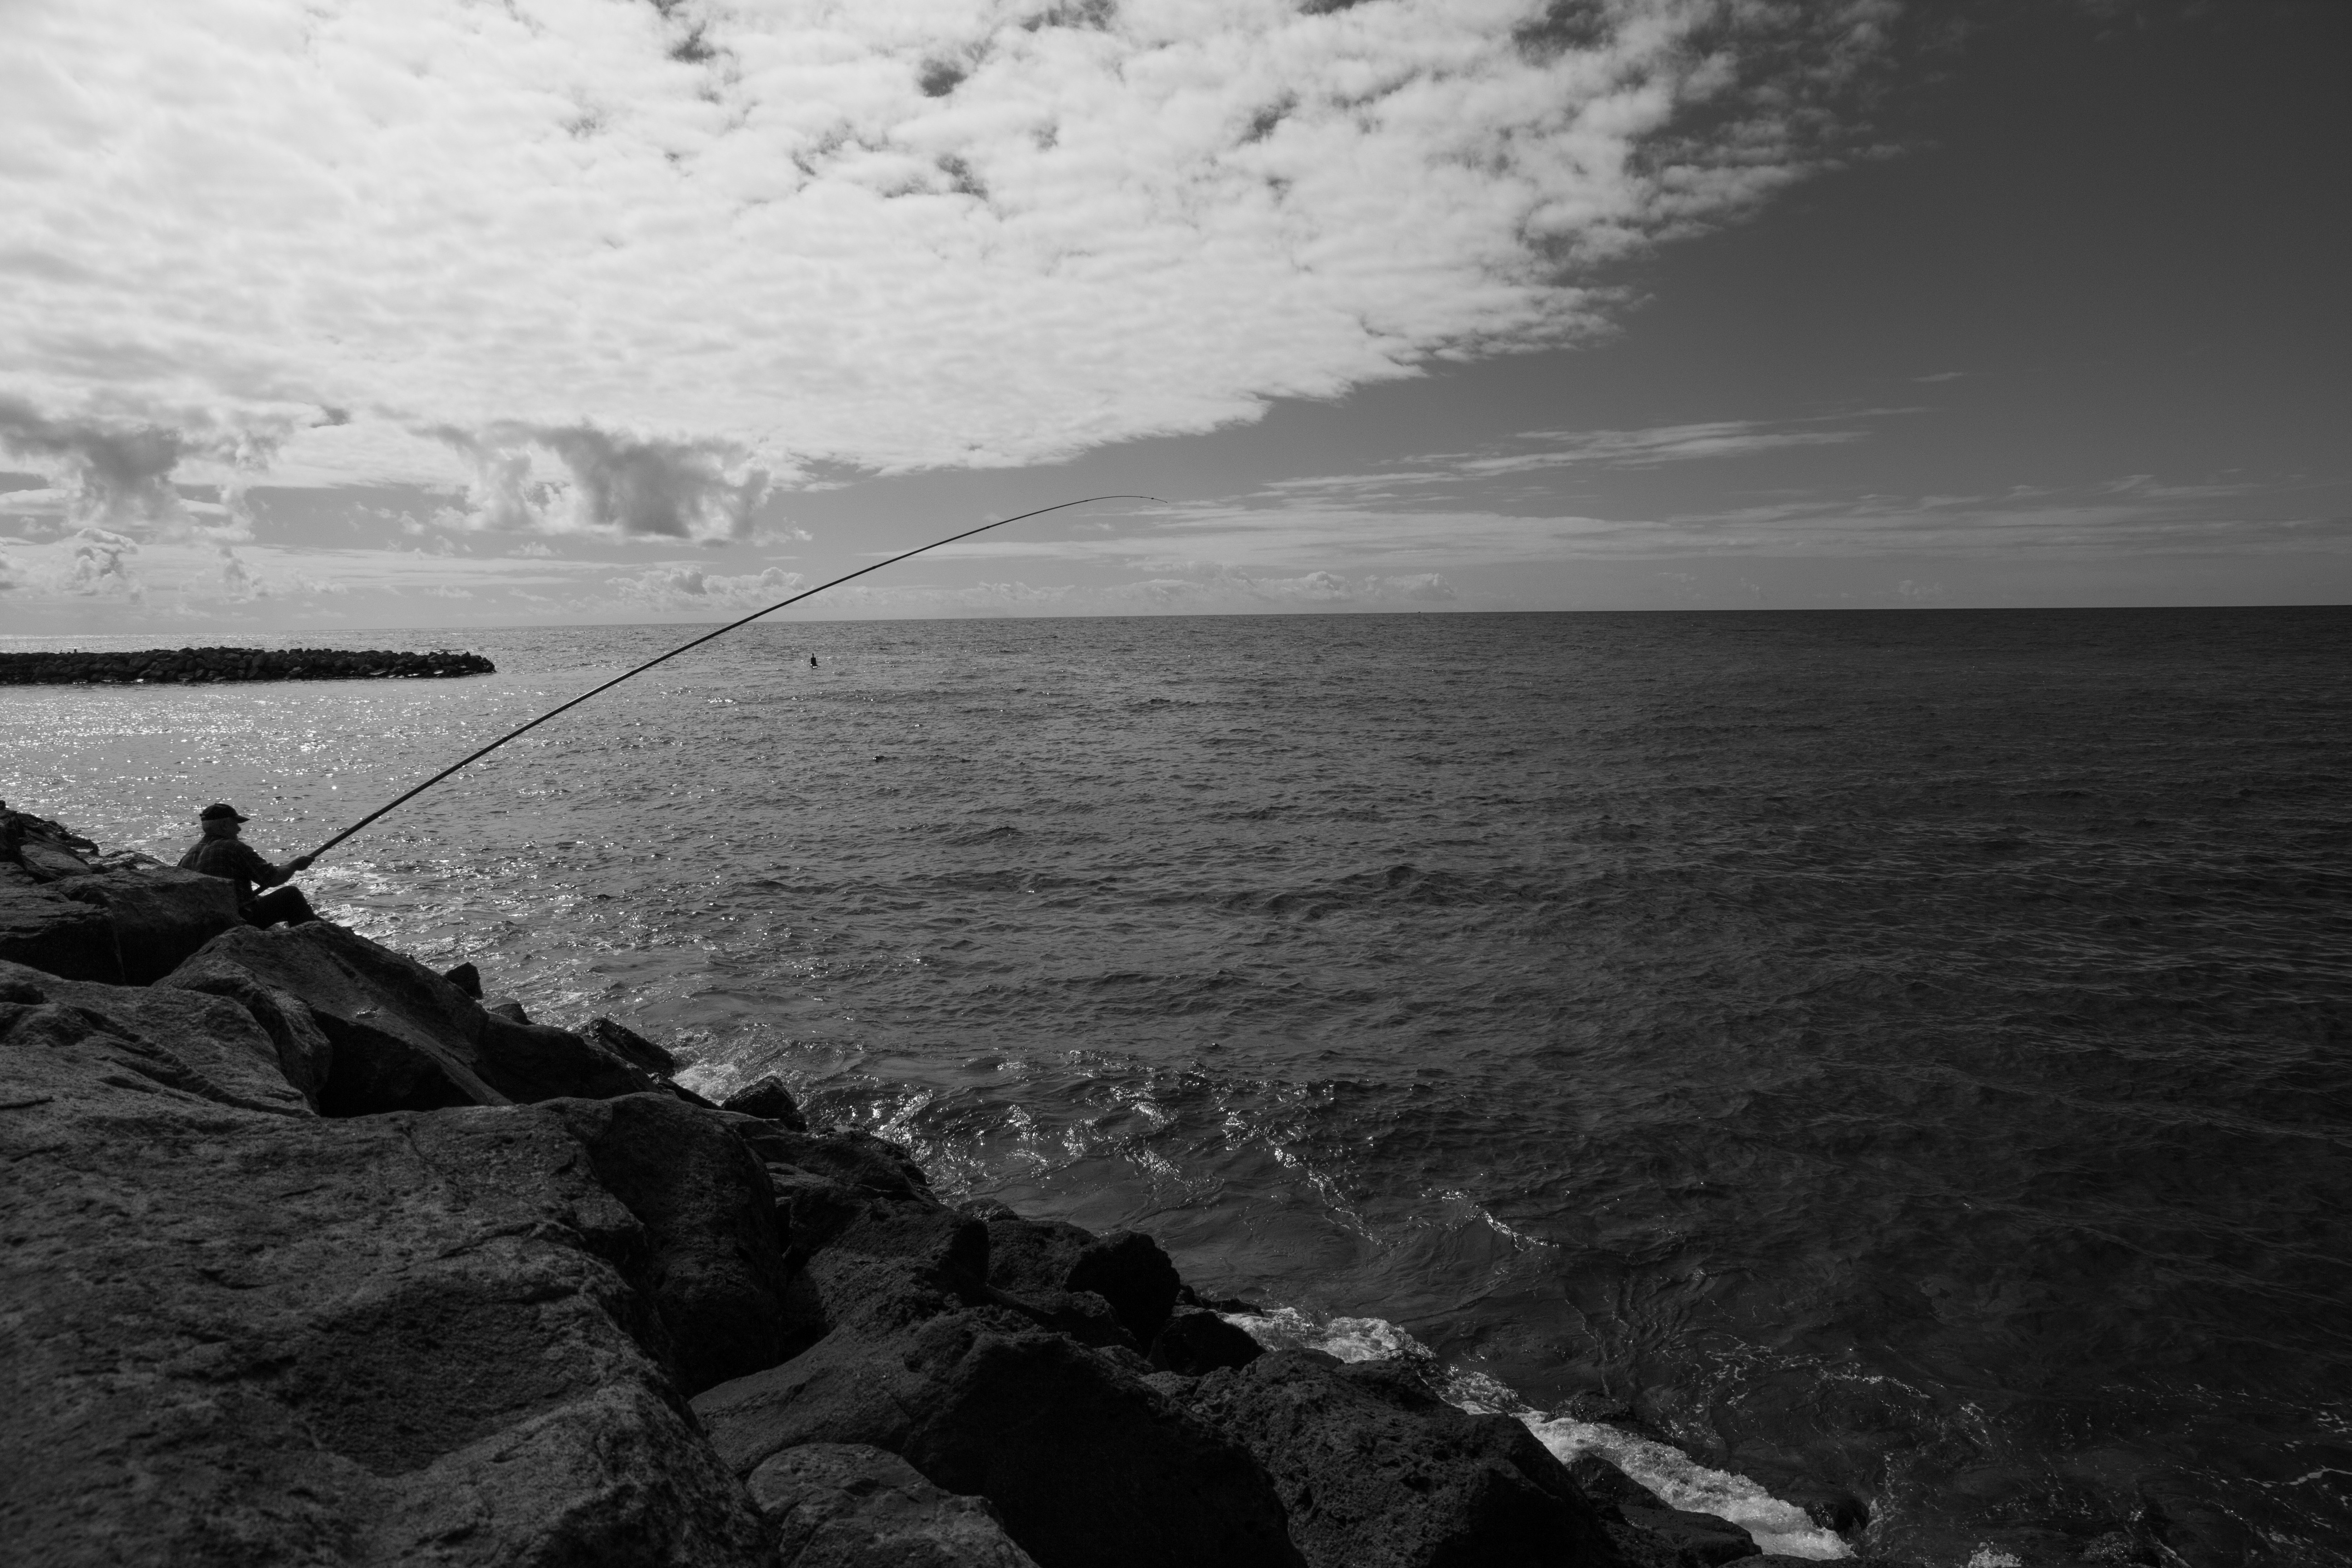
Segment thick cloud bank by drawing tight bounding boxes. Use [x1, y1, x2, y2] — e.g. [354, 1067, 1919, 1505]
[0, 0, 1893, 518]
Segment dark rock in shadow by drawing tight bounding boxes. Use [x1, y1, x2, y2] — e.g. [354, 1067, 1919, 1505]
[1181, 1350, 1621, 1568]
[441, 960, 483, 997]
[1610, 1503, 1759, 1566]
[987, 1216, 1182, 1350]
[0, 958, 314, 1117]
[544, 1092, 794, 1396]
[156, 953, 335, 1108]
[590, 1014, 681, 1078]
[751, 1122, 933, 1197]
[1, 1002, 769, 1565]
[57, 867, 241, 985]
[695, 1308, 1305, 1568]
[1151, 1308, 1264, 1377]
[174, 922, 655, 1114]
[748, 1441, 1040, 1567]
[0, 872, 124, 984]
[723, 1071, 808, 1129]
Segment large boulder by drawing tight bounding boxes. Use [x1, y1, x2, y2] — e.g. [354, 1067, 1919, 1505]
[591, 1014, 681, 1078]
[0, 958, 312, 1118]
[722, 1072, 808, 1129]
[0, 979, 771, 1566]
[747, 1442, 1040, 1568]
[1151, 1308, 1264, 1377]
[694, 1309, 1305, 1568]
[154, 953, 336, 1108]
[59, 866, 241, 983]
[174, 921, 656, 1114]
[985, 1215, 1182, 1351]
[0, 869, 124, 984]
[1608, 1504, 1759, 1567]
[1183, 1352, 1623, 1568]
[543, 1092, 795, 1395]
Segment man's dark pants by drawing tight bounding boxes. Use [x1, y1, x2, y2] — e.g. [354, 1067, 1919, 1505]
[246, 886, 317, 928]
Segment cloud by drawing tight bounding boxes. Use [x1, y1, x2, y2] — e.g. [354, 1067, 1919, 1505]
[812, 562, 1458, 616]
[0, 0, 1900, 493]
[431, 423, 772, 540]
[1249, 418, 1877, 504]
[1465, 421, 1868, 471]
[65, 527, 144, 599]
[0, 397, 193, 530]
[609, 563, 808, 611]
[925, 472, 2350, 575]
[0, 394, 313, 538]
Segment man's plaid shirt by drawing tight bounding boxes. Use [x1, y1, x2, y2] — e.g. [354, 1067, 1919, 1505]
[178, 836, 285, 905]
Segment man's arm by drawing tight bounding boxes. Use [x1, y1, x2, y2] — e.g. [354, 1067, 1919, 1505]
[232, 840, 293, 889]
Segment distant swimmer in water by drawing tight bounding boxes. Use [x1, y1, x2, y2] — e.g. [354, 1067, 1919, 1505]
[810, 655, 818, 667]
[178, 803, 318, 927]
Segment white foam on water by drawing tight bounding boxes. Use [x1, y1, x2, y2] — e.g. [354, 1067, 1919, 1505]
[1965, 1549, 2024, 1568]
[1226, 1309, 1852, 1562]
[1226, 1307, 1428, 1364]
[1521, 1416, 1851, 1560]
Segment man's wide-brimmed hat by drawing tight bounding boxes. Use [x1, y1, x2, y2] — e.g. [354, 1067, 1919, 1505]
[198, 803, 249, 823]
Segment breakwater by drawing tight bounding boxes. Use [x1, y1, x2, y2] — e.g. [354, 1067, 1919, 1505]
[0, 647, 493, 684]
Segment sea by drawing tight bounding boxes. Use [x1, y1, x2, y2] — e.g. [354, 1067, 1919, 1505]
[4, 608, 2346, 1567]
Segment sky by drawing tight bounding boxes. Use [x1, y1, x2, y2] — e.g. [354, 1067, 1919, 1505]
[0, 0, 2344, 631]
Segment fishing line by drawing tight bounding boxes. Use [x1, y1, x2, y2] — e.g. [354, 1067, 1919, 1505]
[305, 494, 1161, 862]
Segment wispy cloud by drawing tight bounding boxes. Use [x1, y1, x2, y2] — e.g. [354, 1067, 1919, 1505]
[1243, 417, 1880, 507]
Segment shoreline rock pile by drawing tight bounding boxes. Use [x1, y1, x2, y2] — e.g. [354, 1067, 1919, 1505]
[1, 805, 1911, 1568]
[0, 647, 494, 685]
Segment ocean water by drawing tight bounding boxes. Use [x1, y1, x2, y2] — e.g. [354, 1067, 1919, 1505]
[4, 608, 2346, 1566]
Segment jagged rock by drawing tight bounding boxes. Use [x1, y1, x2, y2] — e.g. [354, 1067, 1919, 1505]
[441, 960, 483, 997]
[590, 1013, 681, 1078]
[825, 1194, 990, 1279]
[985, 1216, 1182, 1350]
[1183, 1350, 1622, 1568]
[1610, 1504, 1759, 1566]
[747, 1442, 1041, 1568]
[543, 1092, 794, 1395]
[0, 1001, 769, 1565]
[0, 959, 313, 1118]
[58, 866, 242, 983]
[1152, 1308, 1264, 1376]
[155, 953, 336, 1107]
[694, 1308, 1305, 1568]
[722, 1070, 808, 1129]
[486, 995, 531, 1024]
[18, 839, 96, 880]
[173, 922, 654, 1114]
[753, 1122, 933, 1196]
[0, 873, 125, 983]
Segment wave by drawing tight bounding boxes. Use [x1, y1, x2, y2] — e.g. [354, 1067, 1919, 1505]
[1226, 1306, 1853, 1561]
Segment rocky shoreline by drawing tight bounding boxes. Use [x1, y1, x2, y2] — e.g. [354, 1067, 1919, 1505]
[1, 804, 2029, 1568]
[0, 647, 495, 685]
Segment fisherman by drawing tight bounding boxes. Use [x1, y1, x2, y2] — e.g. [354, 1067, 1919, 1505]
[179, 803, 318, 927]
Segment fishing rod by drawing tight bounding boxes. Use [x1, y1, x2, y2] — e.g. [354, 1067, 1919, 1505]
[304, 494, 1161, 862]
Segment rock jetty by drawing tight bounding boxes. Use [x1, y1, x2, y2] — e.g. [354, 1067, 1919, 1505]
[0, 647, 494, 685]
[0, 804, 1922, 1568]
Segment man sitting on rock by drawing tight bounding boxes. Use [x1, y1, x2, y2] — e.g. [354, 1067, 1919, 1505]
[179, 803, 318, 927]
